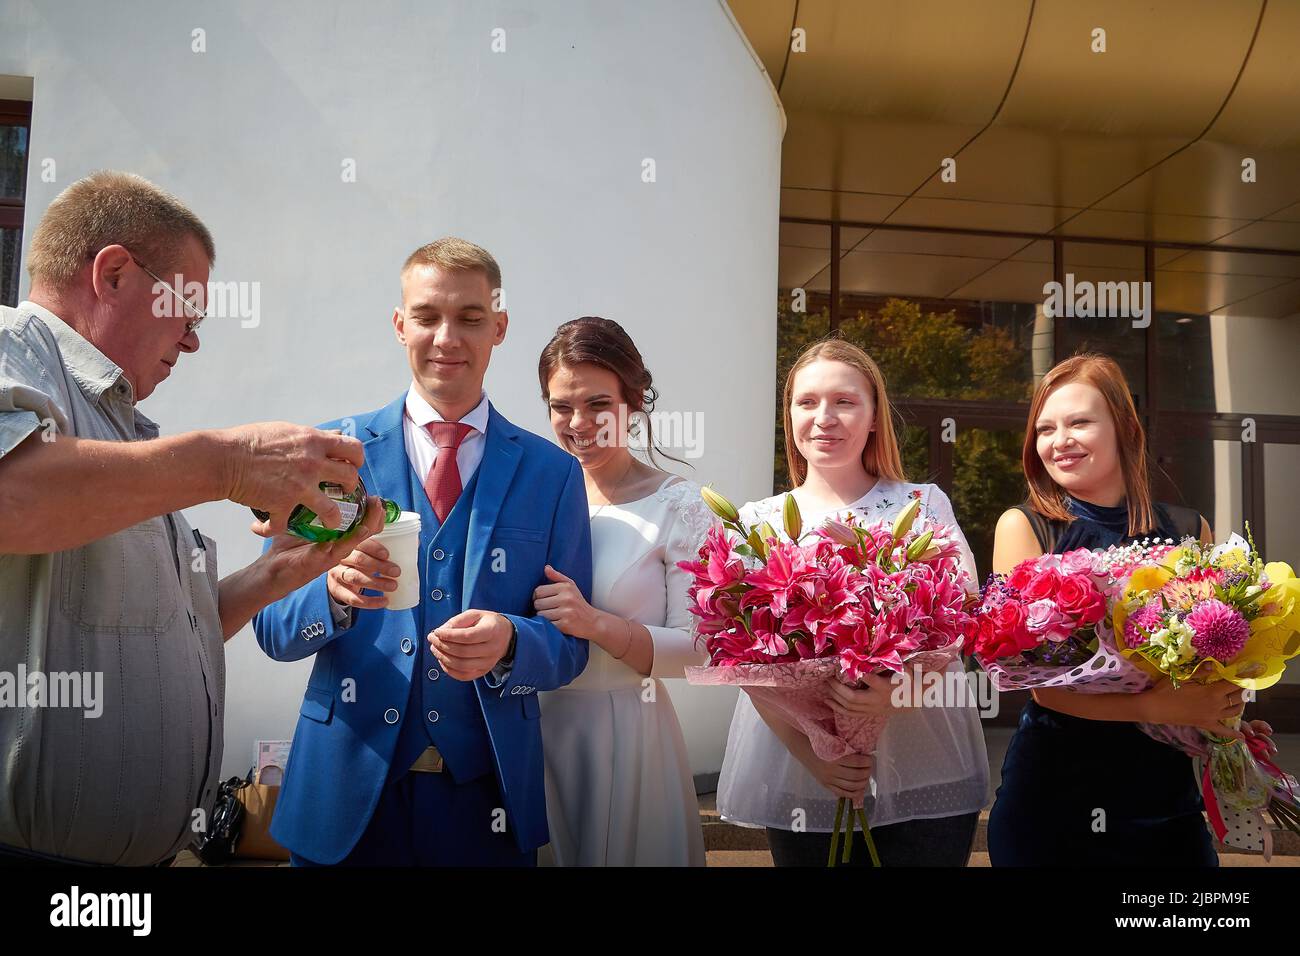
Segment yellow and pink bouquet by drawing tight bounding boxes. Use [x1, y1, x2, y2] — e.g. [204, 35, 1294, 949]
[1114, 529, 1300, 855]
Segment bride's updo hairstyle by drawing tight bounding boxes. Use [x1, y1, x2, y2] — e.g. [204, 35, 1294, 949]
[539, 316, 685, 469]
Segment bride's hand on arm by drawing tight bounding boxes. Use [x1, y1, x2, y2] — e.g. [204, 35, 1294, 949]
[751, 699, 874, 801]
[532, 564, 600, 638]
[532, 565, 654, 674]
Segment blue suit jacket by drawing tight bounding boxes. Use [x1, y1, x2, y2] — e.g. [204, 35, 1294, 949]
[252, 395, 592, 863]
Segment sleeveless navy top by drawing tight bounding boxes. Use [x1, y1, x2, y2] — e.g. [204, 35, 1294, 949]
[987, 496, 1217, 866]
[1013, 495, 1201, 554]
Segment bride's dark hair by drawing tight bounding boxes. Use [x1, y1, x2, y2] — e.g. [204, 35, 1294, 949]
[538, 316, 688, 471]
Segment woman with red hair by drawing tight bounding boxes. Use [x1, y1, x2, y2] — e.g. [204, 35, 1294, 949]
[987, 353, 1274, 866]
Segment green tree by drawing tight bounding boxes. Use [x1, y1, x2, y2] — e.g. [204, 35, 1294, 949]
[773, 295, 834, 493]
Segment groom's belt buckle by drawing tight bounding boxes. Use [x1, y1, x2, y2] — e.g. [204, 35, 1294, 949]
[409, 746, 445, 773]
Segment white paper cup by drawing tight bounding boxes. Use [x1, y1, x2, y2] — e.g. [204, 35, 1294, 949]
[371, 511, 422, 611]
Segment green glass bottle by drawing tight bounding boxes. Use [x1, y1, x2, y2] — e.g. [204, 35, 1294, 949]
[252, 480, 401, 543]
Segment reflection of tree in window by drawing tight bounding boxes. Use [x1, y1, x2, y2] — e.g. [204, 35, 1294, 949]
[838, 298, 1029, 403]
[1057, 315, 1147, 410]
[0, 113, 30, 308]
[0, 124, 27, 196]
[951, 428, 1026, 579]
[898, 424, 929, 487]
[0, 228, 20, 307]
[773, 292, 833, 493]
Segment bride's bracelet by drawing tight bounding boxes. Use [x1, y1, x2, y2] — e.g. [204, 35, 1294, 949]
[613, 616, 634, 660]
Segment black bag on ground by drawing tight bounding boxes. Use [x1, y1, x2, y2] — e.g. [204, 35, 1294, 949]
[193, 770, 251, 865]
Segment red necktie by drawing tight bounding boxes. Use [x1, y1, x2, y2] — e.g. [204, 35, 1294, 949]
[424, 421, 474, 523]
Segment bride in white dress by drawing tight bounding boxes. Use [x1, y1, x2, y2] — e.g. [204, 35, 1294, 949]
[531, 317, 714, 866]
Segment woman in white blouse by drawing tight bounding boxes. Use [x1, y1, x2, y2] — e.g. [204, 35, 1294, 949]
[530, 317, 715, 866]
[717, 338, 990, 866]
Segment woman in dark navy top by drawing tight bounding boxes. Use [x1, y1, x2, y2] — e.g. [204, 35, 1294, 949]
[986, 354, 1275, 867]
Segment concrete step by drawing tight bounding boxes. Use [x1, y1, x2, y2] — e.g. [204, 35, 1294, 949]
[704, 849, 1300, 867]
[698, 795, 1300, 859]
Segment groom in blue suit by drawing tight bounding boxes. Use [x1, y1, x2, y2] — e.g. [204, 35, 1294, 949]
[253, 238, 591, 866]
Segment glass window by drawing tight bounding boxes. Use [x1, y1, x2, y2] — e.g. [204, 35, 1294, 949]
[951, 426, 1026, 582]
[1263, 441, 1300, 689]
[833, 229, 1047, 404]
[0, 122, 28, 199]
[1155, 248, 1300, 318]
[1151, 434, 1237, 537]
[0, 227, 20, 306]
[836, 228, 1036, 304]
[1263, 443, 1300, 559]
[835, 295, 1037, 404]
[898, 422, 931, 486]
[1056, 241, 1149, 410]
[775, 223, 834, 493]
[0, 104, 30, 307]
[778, 221, 831, 298]
[1154, 311, 1215, 412]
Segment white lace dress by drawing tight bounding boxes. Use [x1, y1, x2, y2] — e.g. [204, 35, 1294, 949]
[716, 479, 991, 833]
[539, 476, 716, 866]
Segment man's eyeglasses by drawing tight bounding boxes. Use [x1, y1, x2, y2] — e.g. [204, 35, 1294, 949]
[129, 254, 208, 335]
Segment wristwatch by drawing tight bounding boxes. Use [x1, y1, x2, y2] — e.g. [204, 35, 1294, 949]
[501, 618, 518, 666]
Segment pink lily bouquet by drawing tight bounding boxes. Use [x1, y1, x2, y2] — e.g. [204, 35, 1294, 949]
[679, 489, 976, 866]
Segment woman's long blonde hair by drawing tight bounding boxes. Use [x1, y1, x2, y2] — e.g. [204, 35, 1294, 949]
[782, 338, 906, 488]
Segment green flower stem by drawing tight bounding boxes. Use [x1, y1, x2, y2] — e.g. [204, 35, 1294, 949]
[828, 797, 845, 867]
[1269, 797, 1300, 834]
[827, 799, 883, 868]
[856, 809, 882, 867]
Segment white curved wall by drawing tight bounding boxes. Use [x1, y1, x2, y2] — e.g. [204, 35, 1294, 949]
[1, 0, 783, 779]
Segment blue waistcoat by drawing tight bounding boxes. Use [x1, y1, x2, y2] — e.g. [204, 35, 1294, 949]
[388, 465, 493, 783]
